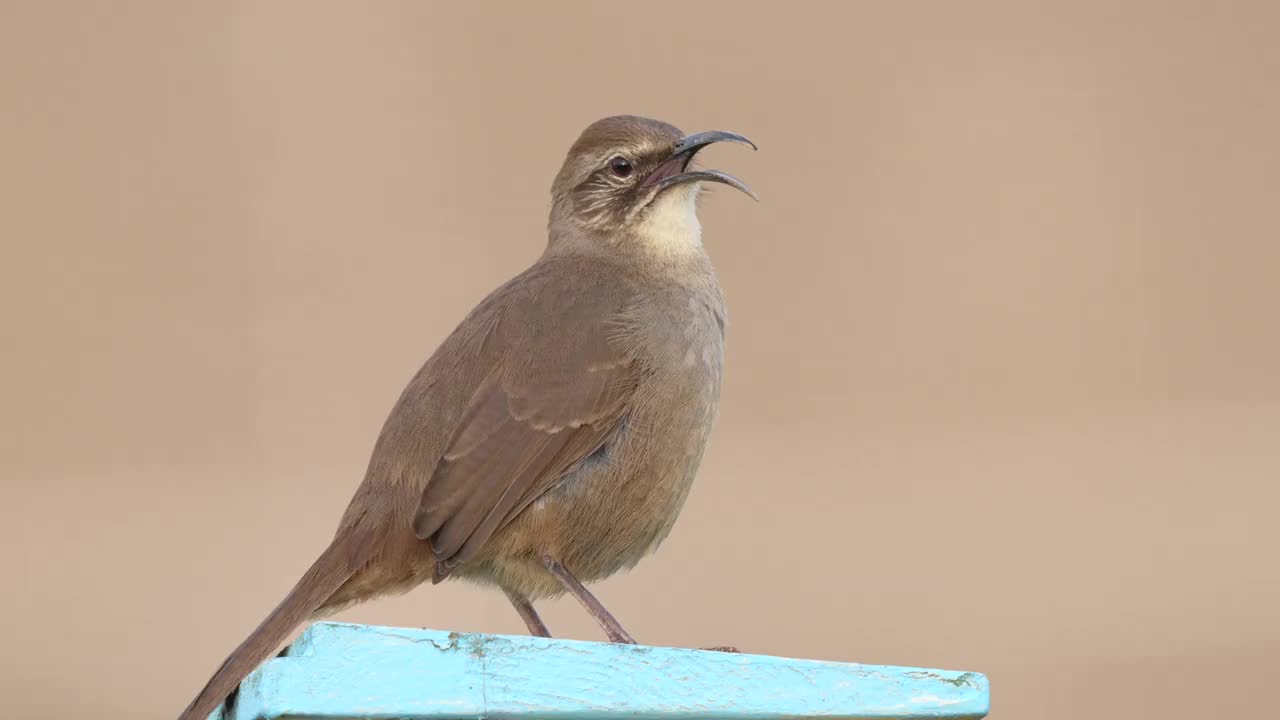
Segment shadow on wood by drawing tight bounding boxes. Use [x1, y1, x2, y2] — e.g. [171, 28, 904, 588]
[211, 622, 989, 719]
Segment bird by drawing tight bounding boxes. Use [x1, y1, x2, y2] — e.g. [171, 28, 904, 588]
[177, 115, 756, 720]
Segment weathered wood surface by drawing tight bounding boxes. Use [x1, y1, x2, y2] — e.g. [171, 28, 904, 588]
[212, 621, 989, 719]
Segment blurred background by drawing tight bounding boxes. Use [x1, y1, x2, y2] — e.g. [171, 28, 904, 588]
[2, 2, 1277, 718]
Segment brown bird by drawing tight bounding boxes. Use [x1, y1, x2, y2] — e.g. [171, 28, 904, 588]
[178, 115, 756, 720]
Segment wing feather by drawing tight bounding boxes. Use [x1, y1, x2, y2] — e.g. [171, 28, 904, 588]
[412, 270, 639, 578]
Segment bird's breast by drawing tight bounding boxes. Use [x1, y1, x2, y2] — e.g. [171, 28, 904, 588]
[623, 285, 726, 469]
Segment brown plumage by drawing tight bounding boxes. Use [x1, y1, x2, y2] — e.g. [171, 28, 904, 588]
[178, 115, 755, 720]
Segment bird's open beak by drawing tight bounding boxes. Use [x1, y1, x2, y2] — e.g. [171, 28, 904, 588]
[641, 130, 758, 201]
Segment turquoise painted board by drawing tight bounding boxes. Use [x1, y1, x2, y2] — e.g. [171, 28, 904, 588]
[213, 622, 988, 720]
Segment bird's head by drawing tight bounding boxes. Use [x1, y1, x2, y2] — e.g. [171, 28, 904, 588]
[548, 115, 755, 258]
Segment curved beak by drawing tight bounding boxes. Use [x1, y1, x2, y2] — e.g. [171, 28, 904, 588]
[641, 130, 758, 201]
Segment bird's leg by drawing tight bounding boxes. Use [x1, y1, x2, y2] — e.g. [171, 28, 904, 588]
[541, 554, 637, 644]
[503, 587, 552, 638]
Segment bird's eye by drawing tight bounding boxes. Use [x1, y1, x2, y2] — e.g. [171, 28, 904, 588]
[608, 156, 633, 178]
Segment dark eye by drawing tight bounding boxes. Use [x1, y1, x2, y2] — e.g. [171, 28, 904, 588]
[609, 155, 633, 178]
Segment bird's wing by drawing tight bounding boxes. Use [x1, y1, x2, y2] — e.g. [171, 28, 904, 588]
[413, 265, 640, 578]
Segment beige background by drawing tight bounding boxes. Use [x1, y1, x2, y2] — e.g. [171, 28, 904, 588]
[2, 2, 1278, 718]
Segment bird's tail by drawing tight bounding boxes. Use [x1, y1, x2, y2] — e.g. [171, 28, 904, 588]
[177, 525, 375, 720]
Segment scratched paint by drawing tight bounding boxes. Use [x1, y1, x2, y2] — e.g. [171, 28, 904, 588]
[217, 622, 989, 720]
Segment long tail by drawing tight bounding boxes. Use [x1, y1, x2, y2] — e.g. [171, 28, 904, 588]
[177, 526, 375, 720]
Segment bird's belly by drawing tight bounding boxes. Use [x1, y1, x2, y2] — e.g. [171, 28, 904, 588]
[571, 394, 714, 564]
[477, 367, 720, 596]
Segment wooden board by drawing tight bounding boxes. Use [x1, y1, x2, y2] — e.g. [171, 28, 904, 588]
[213, 621, 989, 719]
